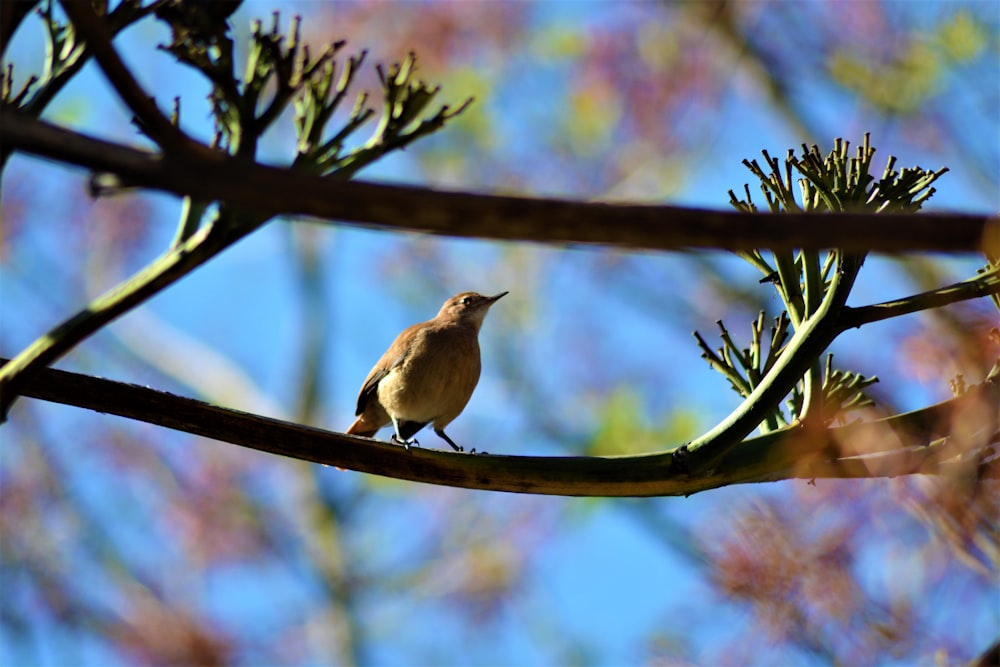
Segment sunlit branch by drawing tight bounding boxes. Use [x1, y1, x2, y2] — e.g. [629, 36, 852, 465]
[843, 266, 1000, 329]
[8, 360, 997, 497]
[0, 221, 230, 420]
[683, 254, 863, 473]
[782, 443, 1000, 481]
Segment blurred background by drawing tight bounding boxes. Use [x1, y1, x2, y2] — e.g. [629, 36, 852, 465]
[2, 1, 998, 665]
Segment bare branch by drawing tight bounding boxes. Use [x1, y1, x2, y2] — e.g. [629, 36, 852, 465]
[2, 110, 997, 254]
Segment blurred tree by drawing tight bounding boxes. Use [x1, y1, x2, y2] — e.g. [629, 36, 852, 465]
[2, 1, 997, 665]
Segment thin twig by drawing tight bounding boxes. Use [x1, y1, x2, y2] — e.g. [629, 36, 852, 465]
[0, 221, 230, 420]
[57, 1, 213, 159]
[843, 266, 1000, 329]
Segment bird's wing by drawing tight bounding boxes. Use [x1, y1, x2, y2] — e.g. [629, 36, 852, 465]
[355, 366, 389, 416]
[355, 326, 417, 415]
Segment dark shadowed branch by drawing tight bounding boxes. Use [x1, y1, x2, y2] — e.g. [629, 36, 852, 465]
[1, 110, 997, 254]
[58, 1, 212, 158]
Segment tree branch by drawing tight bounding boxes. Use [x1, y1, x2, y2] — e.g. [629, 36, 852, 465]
[0, 218, 234, 420]
[2, 109, 997, 254]
[58, 0, 215, 159]
[843, 265, 1000, 329]
[683, 253, 864, 472]
[7, 360, 996, 497]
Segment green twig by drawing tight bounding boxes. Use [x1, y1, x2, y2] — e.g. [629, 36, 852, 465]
[1, 216, 231, 420]
[685, 251, 863, 473]
[843, 263, 1000, 328]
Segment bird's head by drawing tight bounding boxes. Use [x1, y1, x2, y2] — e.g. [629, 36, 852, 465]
[438, 291, 508, 329]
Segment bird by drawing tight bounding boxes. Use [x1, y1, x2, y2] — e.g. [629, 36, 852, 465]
[346, 291, 507, 452]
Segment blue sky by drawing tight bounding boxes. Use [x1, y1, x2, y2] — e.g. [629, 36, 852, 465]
[2, 2, 998, 665]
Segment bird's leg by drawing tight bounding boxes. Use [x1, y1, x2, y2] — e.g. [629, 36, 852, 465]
[434, 428, 464, 452]
[390, 418, 418, 450]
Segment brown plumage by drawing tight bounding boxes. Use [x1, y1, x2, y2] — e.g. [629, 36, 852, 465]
[346, 291, 507, 451]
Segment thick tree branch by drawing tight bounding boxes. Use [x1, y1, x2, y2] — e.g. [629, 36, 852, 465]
[2, 110, 997, 253]
[6, 360, 997, 497]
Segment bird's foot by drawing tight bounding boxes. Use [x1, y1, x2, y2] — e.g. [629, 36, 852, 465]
[391, 434, 419, 451]
[469, 449, 489, 455]
[434, 429, 464, 452]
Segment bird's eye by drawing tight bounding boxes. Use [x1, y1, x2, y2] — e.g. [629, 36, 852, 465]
[460, 296, 473, 305]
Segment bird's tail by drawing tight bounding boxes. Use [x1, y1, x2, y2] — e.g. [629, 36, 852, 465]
[339, 416, 382, 472]
[346, 416, 379, 437]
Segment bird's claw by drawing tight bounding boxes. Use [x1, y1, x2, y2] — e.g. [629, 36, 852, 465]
[391, 434, 419, 451]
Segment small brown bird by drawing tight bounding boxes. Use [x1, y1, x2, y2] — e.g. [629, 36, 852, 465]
[346, 291, 507, 451]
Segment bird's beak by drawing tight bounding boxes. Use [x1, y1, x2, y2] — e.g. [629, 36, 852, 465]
[488, 291, 508, 303]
